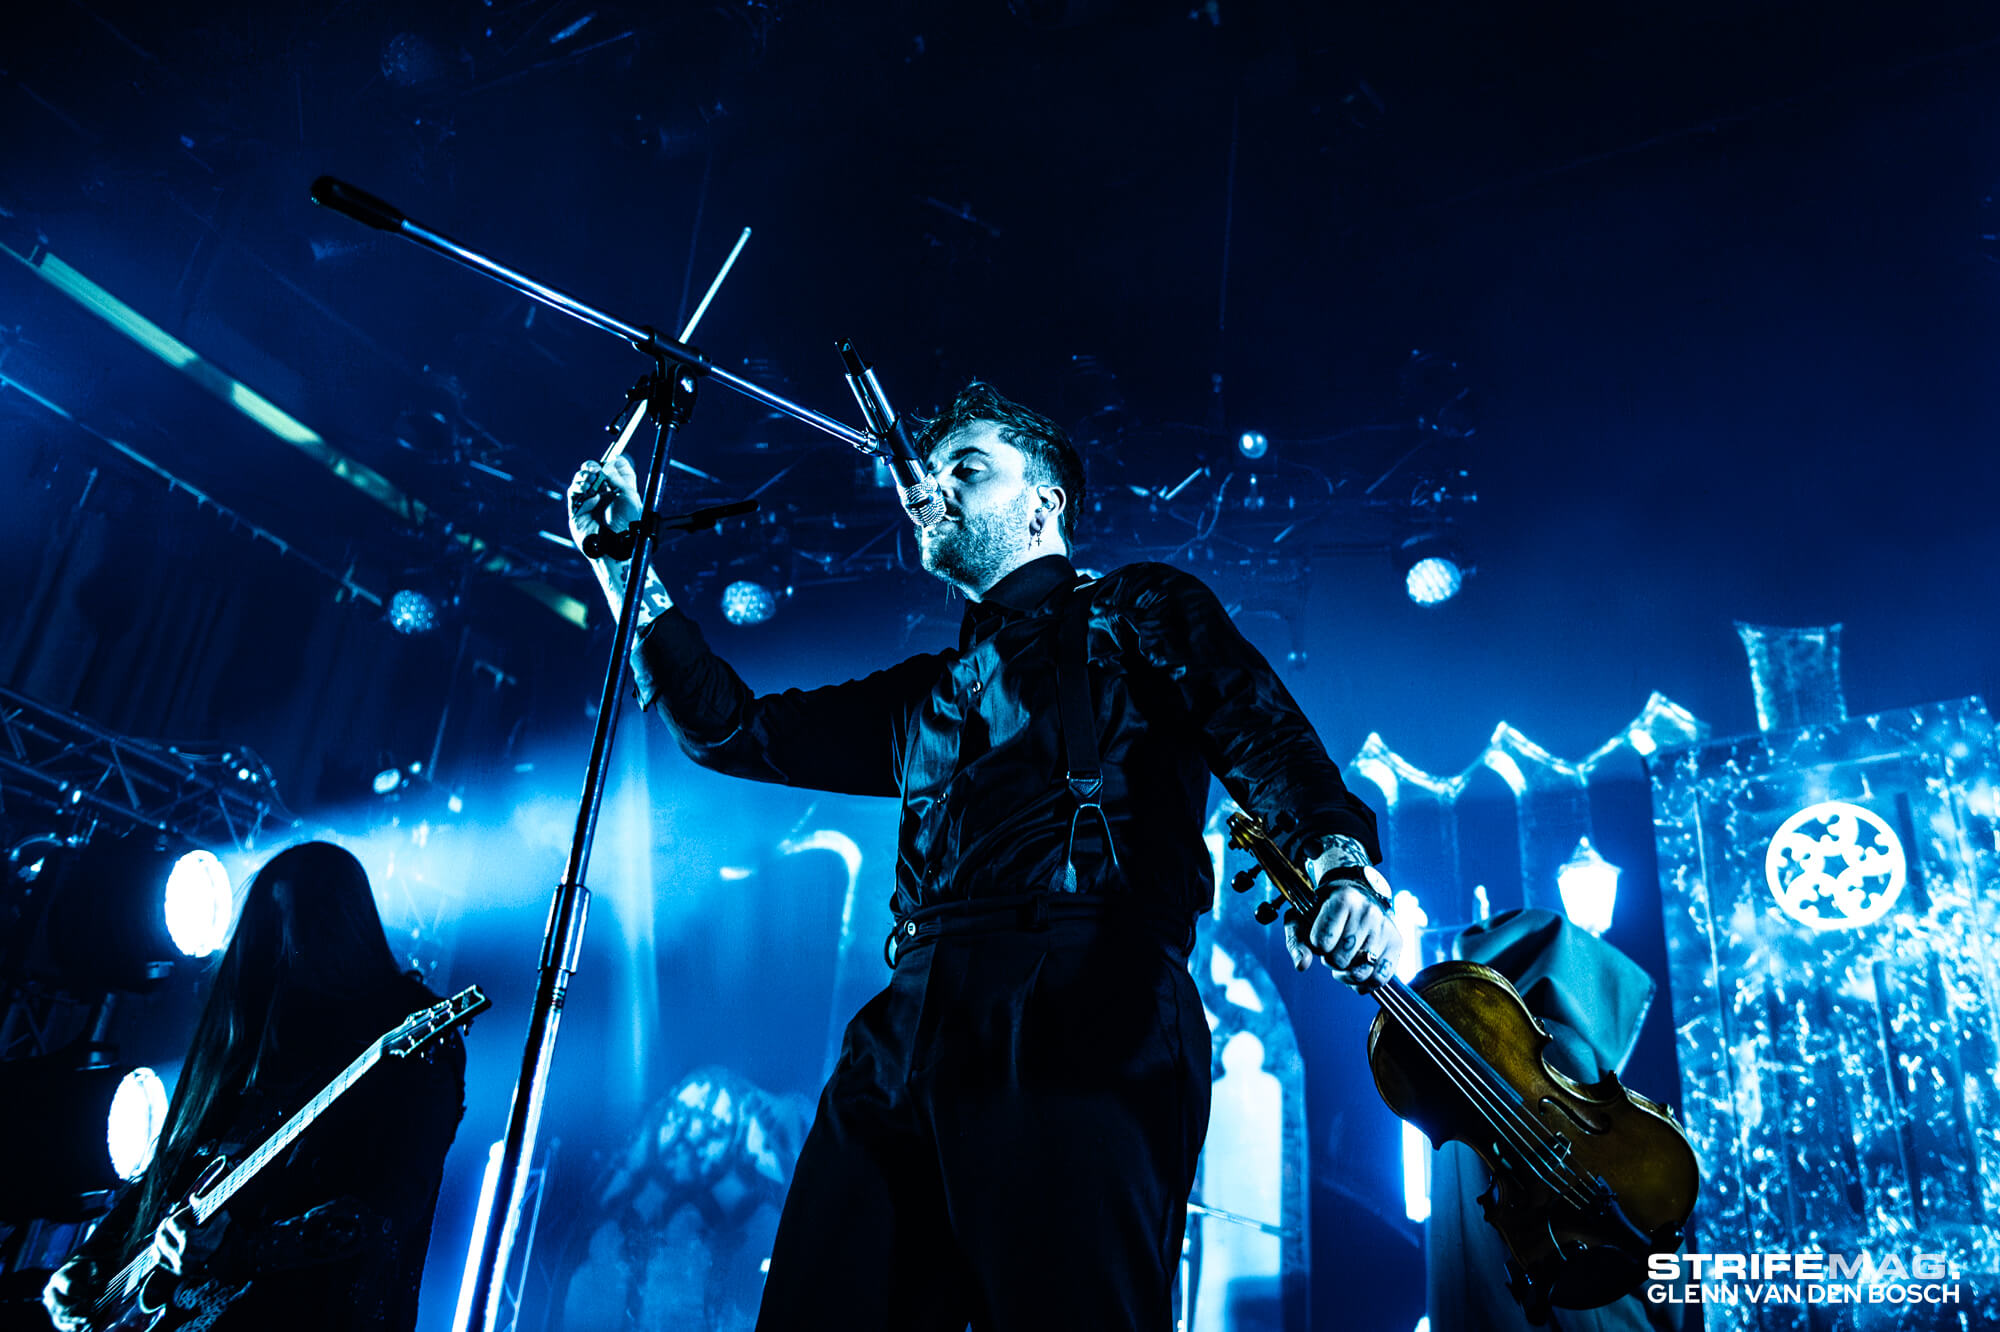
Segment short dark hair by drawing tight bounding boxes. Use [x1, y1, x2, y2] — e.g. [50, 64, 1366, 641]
[916, 381, 1086, 545]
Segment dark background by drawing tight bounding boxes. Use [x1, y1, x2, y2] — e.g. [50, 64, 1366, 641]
[4, 1, 1998, 1328]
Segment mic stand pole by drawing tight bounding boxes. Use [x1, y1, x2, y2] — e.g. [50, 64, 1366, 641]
[306, 176, 887, 1332]
[472, 360, 696, 1332]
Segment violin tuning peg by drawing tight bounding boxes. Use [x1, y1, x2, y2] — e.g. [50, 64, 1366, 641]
[1230, 868, 1261, 894]
[1254, 899, 1280, 925]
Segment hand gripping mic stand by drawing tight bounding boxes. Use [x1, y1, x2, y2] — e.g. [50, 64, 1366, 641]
[308, 176, 890, 1332]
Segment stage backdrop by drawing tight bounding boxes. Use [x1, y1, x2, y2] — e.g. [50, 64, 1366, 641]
[1650, 625, 2000, 1330]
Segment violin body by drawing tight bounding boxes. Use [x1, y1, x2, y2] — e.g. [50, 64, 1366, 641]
[1222, 810, 1701, 1319]
[1369, 960, 1699, 1312]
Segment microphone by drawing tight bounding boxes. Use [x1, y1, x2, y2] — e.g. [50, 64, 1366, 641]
[836, 340, 947, 528]
[309, 177, 408, 233]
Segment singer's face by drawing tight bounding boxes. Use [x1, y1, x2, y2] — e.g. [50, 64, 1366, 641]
[919, 422, 1043, 597]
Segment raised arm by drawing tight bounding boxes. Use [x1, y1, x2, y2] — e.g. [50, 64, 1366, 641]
[568, 457, 936, 796]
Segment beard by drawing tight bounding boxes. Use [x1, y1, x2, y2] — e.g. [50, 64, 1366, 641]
[918, 494, 1034, 590]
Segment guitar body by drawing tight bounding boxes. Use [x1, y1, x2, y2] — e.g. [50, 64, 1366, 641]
[95, 1286, 164, 1332]
[99, 1270, 251, 1332]
[1368, 961, 1700, 1311]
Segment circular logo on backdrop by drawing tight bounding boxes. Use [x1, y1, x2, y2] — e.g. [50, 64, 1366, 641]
[1764, 801, 1907, 931]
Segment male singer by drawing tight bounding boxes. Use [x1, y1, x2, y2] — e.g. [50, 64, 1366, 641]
[567, 382, 1398, 1331]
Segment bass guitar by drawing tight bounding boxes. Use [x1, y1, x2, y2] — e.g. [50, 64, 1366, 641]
[79, 984, 489, 1330]
[1226, 813, 1698, 1320]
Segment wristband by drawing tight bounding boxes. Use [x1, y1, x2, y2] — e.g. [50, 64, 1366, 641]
[1315, 866, 1393, 915]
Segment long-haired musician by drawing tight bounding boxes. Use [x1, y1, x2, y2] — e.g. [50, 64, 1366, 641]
[42, 842, 465, 1332]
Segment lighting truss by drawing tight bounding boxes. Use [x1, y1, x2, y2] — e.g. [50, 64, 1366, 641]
[0, 684, 297, 852]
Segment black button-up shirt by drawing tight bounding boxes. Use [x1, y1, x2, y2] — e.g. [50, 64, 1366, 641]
[632, 555, 1380, 920]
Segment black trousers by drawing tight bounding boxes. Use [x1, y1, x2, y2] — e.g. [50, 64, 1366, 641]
[755, 907, 1212, 1332]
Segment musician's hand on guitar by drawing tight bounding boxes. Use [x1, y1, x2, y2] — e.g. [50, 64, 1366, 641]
[152, 1208, 190, 1275]
[566, 456, 643, 557]
[41, 1256, 98, 1331]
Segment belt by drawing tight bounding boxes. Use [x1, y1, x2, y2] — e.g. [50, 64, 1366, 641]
[884, 891, 1194, 968]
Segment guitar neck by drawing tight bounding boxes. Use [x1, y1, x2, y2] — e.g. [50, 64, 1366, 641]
[190, 1038, 386, 1225]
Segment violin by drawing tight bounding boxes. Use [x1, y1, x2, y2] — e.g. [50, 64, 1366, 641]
[1226, 812, 1699, 1319]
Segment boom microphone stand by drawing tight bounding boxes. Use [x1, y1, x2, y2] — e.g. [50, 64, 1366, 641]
[308, 177, 880, 1332]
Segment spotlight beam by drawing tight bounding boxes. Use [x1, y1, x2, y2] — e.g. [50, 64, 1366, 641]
[0, 372, 383, 608]
[1, 242, 589, 629]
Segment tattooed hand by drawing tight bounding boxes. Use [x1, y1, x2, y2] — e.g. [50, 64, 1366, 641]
[567, 456, 673, 627]
[1283, 835, 1402, 988]
[566, 456, 643, 554]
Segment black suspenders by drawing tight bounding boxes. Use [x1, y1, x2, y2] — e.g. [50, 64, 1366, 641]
[884, 579, 1126, 962]
[1054, 582, 1121, 893]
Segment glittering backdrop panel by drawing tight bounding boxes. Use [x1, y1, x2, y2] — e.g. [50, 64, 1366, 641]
[1649, 699, 2000, 1330]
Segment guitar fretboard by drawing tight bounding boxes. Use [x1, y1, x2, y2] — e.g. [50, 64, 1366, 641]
[91, 1041, 385, 1320]
[81, 988, 482, 1328]
[190, 1039, 385, 1225]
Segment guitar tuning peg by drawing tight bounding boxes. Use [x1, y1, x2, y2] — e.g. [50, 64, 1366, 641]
[1230, 868, 1262, 894]
[1254, 899, 1280, 925]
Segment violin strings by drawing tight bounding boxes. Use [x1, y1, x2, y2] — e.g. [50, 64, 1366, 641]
[1370, 980, 1591, 1206]
[1372, 986, 1581, 1204]
[1371, 979, 1596, 1207]
[1382, 980, 1596, 1205]
[1372, 978, 1593, 1202]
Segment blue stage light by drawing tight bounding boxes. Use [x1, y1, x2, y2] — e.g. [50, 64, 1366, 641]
[721, 580, 777, 626]
[1390, 886, 1434, 1222]
[1402, 1119, 1431, 1223]
[34, 838, 230, 992]
[1404, 555, 1462, 606]
[0, 1061, 171, 1214]
[107, 1067, 169, 1181]
[452, 1141, 505, 1332]
[5, 244, 589, 629]
[163, 849, 233, 957]
[1397, 532, 1471, 607]
[388, 589, 440, 635]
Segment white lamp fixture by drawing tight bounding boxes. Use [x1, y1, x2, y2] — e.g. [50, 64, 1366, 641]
[1556, 838, 1620, 936]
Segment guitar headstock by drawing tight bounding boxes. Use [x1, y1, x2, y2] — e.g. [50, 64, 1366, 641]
[1225, 811, 1321, 924]
[387, 985, 491, 1058]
